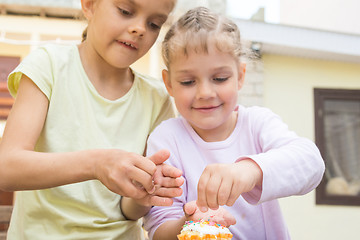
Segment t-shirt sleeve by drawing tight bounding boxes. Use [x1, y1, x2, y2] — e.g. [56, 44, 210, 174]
[239, 107, 325, 204]
[149, 95, 176, 133]
[8, 46, 54, 100]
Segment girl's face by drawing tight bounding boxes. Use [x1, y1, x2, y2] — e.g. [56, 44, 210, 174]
[82, 0, 175, 68]
[163, 44, 246, 142]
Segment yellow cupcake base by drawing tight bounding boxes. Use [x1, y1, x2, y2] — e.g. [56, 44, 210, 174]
[177, 232, 233, 240]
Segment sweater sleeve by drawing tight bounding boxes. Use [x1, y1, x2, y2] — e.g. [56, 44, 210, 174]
[240, 107, 325, 204]
[143, 121, 186, 240]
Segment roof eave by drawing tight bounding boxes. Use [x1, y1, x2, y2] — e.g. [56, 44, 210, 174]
[0, 3, 82, 18]
[235, 19, 360, 63]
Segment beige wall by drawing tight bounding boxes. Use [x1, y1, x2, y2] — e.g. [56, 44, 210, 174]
[0, 15, 85, 39]
[0, 43, 30, 59]
[263, 54, 360, 240]
[131, 41, 164, 80]
[0, 15, 85, 60]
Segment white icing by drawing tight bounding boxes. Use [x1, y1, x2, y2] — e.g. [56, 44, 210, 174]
[181, 222, 231, 236]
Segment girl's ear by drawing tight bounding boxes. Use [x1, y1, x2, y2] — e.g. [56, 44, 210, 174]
[237, 62, 246, 90]
[81, 0, 95, 20]
[162, 69, 174, 97]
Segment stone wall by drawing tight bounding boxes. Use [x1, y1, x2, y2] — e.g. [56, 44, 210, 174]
[238, 58, 264, 107]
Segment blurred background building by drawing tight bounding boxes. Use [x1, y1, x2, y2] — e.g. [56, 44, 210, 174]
[0, 0, 359, 239]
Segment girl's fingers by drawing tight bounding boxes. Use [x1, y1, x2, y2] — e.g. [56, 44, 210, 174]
[148, 195, 174, 206]
[117, 179, 147, 199]
[197, 171, 211, 212]
[147, 149, 170, 166]
[130, 154, 158, 190]
[129, 165, 155, 194]
[224, 212, 237, 226]
[217, 177, 233, 206]
[226, 184, 241, 207]
[133, 152, 182, 193]
[211, 216, 227, 226]
[154, 175, 184, 188]
[153, 186, 183, 198]
[159, 164, 183, 178]
[183, 201, 197, 216]
[131, 153, 157, 176]
[205, 174, 222, 210]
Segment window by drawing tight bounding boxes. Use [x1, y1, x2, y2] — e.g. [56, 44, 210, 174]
[315, 88, 360, 206]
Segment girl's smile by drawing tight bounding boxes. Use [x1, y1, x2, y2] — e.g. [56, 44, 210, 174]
[192, 104, 223, 113]
[163, 44, 246, 142]
[117, 40, 138, 50]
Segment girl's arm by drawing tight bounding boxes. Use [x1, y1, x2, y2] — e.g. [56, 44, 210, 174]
[120, 197, 152, 221]
[0, 76, 157, 198]
[153, 217, 186, 240]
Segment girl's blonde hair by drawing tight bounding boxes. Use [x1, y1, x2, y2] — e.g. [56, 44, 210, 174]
[162, 6, 242, 69]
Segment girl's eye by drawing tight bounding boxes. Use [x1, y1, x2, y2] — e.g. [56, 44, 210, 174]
[148, 22, 161, 30]
[118, 8, 132, 16]
[180, 80, 195, 86]
[213, 77, 229, 82]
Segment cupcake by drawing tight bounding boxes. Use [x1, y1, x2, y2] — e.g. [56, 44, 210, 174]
[177, 219, 233, 240]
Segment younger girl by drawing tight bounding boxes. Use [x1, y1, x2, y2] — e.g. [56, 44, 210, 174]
[0, 0, 183, 239]
[144, 7, 325, 240]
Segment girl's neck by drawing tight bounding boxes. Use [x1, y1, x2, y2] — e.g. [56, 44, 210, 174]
[78, 42, 134, 101]
[192, 111, 238, 142]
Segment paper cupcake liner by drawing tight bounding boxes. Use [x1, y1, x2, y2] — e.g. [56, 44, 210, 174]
[177, 233, 233, 240]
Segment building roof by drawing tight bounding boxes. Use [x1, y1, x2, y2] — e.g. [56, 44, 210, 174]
[0, 1, 359, 64]
[0, 0, 80, 8]
[235, 19, 360, 64]
[0, 0, 81, 18]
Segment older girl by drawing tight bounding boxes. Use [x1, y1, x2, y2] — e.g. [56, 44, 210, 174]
[0, 0, 183, 239]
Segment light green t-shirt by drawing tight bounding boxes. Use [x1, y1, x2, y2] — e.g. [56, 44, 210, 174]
[7, 44, 175, 240]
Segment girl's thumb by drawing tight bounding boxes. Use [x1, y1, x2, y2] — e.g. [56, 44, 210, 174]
[184, 201, 197, 216]
[148, 149, 170, 165]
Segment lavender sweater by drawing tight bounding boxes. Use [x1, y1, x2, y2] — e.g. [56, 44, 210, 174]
[144, 105, 325, 240]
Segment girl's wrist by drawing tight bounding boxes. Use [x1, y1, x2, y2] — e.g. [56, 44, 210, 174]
[246, 159, 263, 186]
[88, 149, 106, 181]
[236, 158, 263, 187]
[121, 197, 152, 220]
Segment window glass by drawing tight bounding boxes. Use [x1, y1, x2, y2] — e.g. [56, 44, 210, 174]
[315, 88, 360, 206]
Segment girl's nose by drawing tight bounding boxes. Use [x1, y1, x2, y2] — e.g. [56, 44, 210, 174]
[128, 19, 146, 37]
[197, 81, 215, 99]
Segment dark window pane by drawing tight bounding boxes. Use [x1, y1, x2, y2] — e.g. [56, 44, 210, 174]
[315, 88, 360, 206]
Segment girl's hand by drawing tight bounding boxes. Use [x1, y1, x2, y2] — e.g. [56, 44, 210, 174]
[183, 201, 236, 227]
[133, 158, 184, 207]
[94, 149, 172, 199]
[196, 159, 263, 212]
